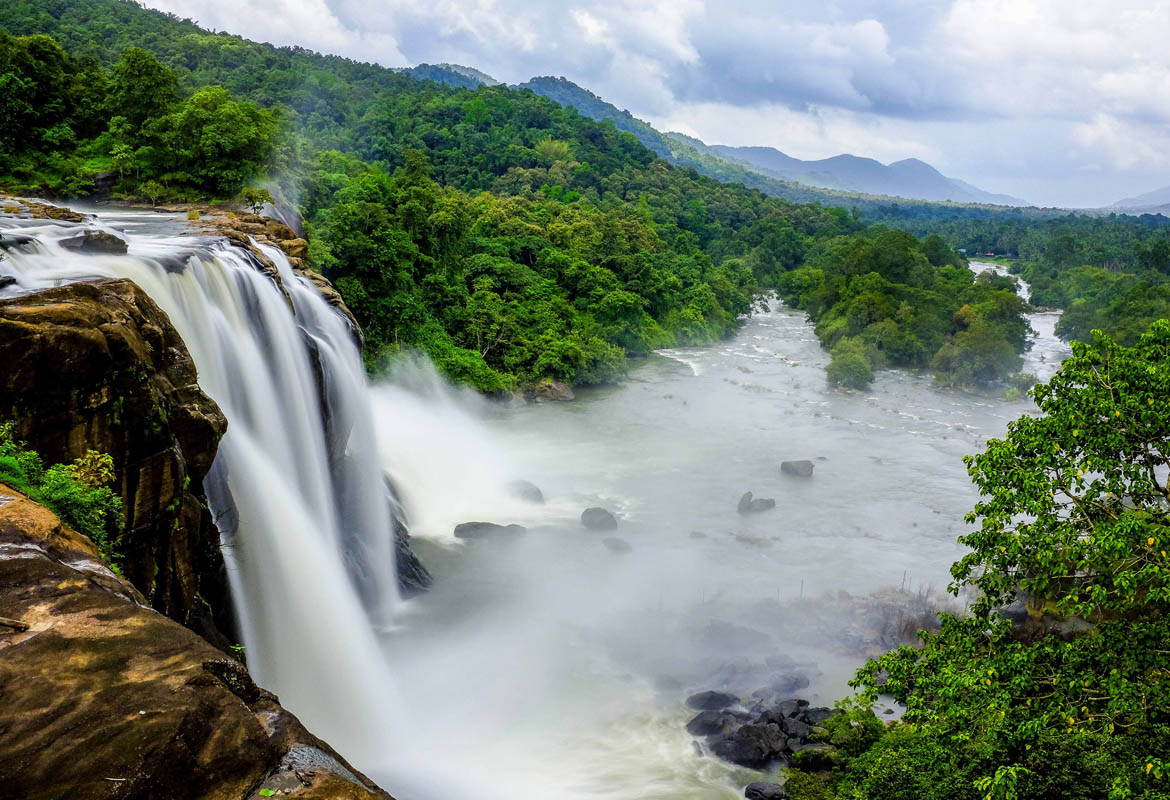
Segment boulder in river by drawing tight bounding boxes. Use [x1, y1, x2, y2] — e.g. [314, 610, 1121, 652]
[780, 460, 815, 478]
[709, 722, 788, 769]
[737, 491, 776, 513]
[686, 690, 740, 711]
[530, 379, 575, 402]
[453, 521, 527, 541]
[0, 275, 14, 290]
[745, 783, 789, 800]
[581, 506, 618, 530]
[507, 479, 545, 504]
[686, 710, 739, 736]
[58, 229, 128, 255]
[603, 536, 632, 554]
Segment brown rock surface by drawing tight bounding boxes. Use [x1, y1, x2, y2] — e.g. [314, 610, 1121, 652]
[0, 485, 392, 800]
[0, 279, 231, 641]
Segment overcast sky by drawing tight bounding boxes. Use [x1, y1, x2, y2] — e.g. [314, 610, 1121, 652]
[141, 0, 1170, 207]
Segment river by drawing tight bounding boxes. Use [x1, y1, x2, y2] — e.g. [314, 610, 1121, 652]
[0, 212, 1065, 798]
[370, 263, 1070, 798]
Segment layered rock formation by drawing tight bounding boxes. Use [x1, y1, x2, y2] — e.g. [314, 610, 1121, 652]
[0, 484, 392, 800]
[0, 278, 231, 642]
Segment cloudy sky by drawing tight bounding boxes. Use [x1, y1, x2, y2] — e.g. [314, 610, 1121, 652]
[141, 0, 1170, 207]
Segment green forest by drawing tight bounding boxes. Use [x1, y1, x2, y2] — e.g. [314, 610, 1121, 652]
[2, 3, 1170, 800]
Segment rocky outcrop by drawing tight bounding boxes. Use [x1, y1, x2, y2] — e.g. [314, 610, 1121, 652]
[528, 379, 575, 402]
[685, 689, 841, 771]
[192, 212, 361, 346]
[0, 279, 231, 642]
[0, 485, 392, 800]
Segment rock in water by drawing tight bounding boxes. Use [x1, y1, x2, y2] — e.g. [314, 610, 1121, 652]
[737, 491, 776, 513]
[780, 460, 815, 477]
[709, 723, 788, 769]
[745, 783, 789, 800]
[0, 486, 391, 800]
[686, 710, 739, 736]
[686, 690, 740, 711]
[530, 379, 575, 402]
[453, 521, 527, 541]
[603, 537, 632, 554]
[507, 479, 545, 504]
[58, 229, 128, 255]
[581, 506, 618, 530]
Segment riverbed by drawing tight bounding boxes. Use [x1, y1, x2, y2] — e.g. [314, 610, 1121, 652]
[370, 264, 1069, 799]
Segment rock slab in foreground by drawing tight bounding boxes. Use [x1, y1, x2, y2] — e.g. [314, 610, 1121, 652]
[0, 485, 392, 800]
[745, 782, 788, 800]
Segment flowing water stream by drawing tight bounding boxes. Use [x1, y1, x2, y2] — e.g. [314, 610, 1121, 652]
[0, 209, 1068, 799]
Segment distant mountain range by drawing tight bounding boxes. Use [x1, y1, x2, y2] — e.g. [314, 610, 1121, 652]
[401, 67, 1027, 207]
[1113, 185, 1170, 214]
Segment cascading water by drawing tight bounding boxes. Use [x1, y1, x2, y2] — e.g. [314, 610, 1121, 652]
[0, 208, 400, 770]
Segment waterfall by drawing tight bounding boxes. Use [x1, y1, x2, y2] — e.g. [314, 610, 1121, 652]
[0, 211, 400, 770]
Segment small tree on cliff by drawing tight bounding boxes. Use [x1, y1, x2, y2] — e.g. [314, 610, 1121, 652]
[847, 321, 1170, 798]
[239, 186, 273, 215]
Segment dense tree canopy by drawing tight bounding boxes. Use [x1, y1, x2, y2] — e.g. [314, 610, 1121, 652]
[785, 322, 1170, 800]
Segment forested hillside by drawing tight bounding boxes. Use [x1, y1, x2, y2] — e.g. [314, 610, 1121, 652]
[0, 0, 1059, 393]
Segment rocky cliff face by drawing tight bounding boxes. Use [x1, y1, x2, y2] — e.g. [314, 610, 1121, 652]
[0, 278, 232, 643]
[0, 484, 392, 800]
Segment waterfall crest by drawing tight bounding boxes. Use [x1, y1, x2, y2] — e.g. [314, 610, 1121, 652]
[0, 211, 400, 770]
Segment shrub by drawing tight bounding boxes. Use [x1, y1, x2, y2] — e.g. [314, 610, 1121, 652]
[0, 423, 122, 567]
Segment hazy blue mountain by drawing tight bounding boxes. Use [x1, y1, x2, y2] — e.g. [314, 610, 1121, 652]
[519, 76, 1026, 206]
[706, 145, 1024, 205]
[1113, 185, 1170, 210]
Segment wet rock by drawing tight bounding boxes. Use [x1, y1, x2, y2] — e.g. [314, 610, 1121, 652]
[780, 460, 815, 478]
[686, 690, 740, 711]
[0, 486, 392, 800]
[0, 275, 14, 290]
[453, 521, 527, 541]
[686, 710, 739, 736]
[58, 229, 128, 255]
[709, 723, 788, 769]
[0, 233, 34, 250]
[0, 279, 230, 642]
[745, 783, 789, 800]
[581, 506, 618, 530]
[737, 491, 776, 513]
[529, 379, 575, 402]
[781, 716, 812, 741]
[507, 479, 545, 504]
[790, 742, 837, 770]
[603, 536, 632, 554]
[805, 707, 840, 725]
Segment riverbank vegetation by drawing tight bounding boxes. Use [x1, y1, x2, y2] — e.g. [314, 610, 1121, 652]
[783, 321, 1170, 799]
[0, 423, 121, 567]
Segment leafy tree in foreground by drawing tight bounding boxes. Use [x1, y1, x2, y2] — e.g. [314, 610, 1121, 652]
[790, 322, 1170, 800]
